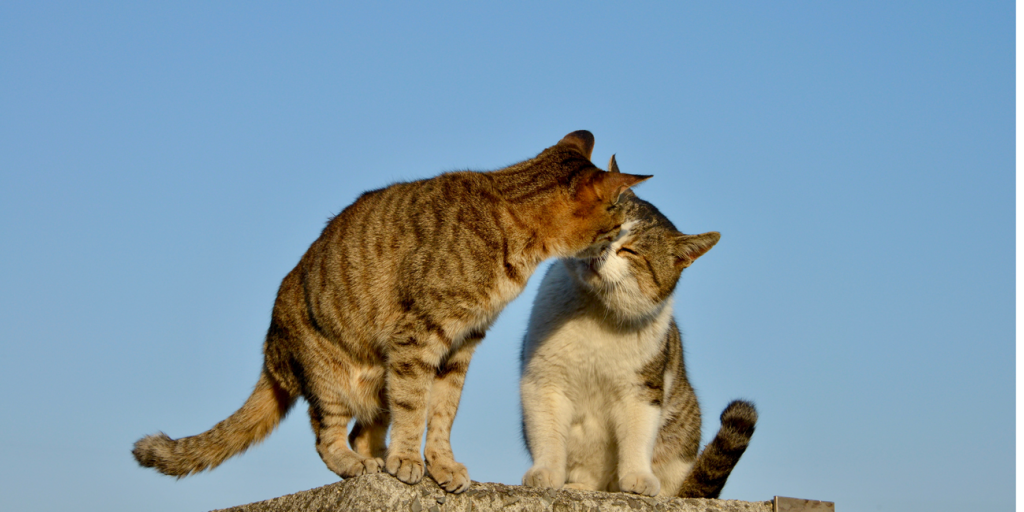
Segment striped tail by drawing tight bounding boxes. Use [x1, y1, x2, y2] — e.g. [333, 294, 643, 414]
[677, 400, 757, 498]
[132, 370, 296, 477]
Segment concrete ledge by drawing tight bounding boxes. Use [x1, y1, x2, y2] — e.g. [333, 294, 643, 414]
[213, 473, 775, 512]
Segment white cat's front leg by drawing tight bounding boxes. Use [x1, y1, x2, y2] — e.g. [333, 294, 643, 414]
[520, 376, 572, 489]
[611, 400, 662, 496]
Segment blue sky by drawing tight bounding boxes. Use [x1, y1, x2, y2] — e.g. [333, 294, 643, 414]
[0, 2, 1013, 511]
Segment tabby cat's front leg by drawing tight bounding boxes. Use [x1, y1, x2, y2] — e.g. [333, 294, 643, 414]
[423, 336, 481, 493]
[384, 330, 446, 484]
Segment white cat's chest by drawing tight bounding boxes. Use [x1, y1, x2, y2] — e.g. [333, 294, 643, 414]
[521, 266, 675, 402]
[527, 308, 672, 390]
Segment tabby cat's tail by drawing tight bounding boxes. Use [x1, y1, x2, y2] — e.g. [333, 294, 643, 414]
[132, 370, 296, 477]
[677, 400, 757, 498]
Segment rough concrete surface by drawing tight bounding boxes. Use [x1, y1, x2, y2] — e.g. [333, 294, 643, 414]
[213, 473, 774, 512]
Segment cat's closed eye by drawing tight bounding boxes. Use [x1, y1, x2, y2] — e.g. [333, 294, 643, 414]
[617, 247, 639, 256]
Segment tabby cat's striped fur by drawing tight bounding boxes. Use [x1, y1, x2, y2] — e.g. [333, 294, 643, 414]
[133, 131, 649, 493]
[520, 163, 756, 498]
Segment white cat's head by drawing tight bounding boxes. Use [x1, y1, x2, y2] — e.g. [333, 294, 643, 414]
[564, 220, 659, 319]
[565, 165, 720, 321]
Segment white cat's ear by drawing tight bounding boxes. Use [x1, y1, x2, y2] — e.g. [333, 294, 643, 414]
[591, 171, 650, 204]
[673, 231, 720, 269]
[557, 130, 595, 160]
[608, 154, 620, 173]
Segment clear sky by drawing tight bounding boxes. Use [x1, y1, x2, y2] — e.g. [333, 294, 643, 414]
[0, 2, 1013, 511]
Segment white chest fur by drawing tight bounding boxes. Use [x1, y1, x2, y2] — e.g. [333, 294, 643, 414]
[521, 262, 675, 399]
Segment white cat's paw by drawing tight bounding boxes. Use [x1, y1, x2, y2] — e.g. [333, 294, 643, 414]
[522, 465, 565, 489]
[619, 470, 660, 496]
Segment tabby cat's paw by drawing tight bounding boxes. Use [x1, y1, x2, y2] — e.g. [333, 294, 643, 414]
[386, 453, 425, 484]
[619, 470, 660, 497]
[427, 457, 471, 493]
[322, 451, 383, 478]
[522, 465, 565, 489]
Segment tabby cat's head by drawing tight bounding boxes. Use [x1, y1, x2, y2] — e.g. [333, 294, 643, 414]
[563, 157, 720, 320]
[518, 131, 651, 260]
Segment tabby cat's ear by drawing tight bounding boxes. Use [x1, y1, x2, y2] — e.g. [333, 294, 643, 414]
[608, 154, 620, 173]
[557, 130, 596, 160]
[673, 231, 720, 269]
[590, 171, 651, 204]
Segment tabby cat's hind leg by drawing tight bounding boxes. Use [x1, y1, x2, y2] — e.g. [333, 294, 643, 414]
[309, 403, 383, 478]
[348, 413, 389, 460]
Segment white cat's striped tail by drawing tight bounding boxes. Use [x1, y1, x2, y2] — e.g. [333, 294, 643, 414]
[677, 400, 757, 498]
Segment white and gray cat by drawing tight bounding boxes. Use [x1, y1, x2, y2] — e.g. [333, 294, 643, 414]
[520, 156, 756, 498]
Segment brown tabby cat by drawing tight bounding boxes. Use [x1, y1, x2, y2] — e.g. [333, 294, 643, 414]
[132, 131, 650, 493]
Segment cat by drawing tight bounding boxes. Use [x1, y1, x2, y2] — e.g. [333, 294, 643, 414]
[132, 131, 650, 493]
[520, 158, 756, 498]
